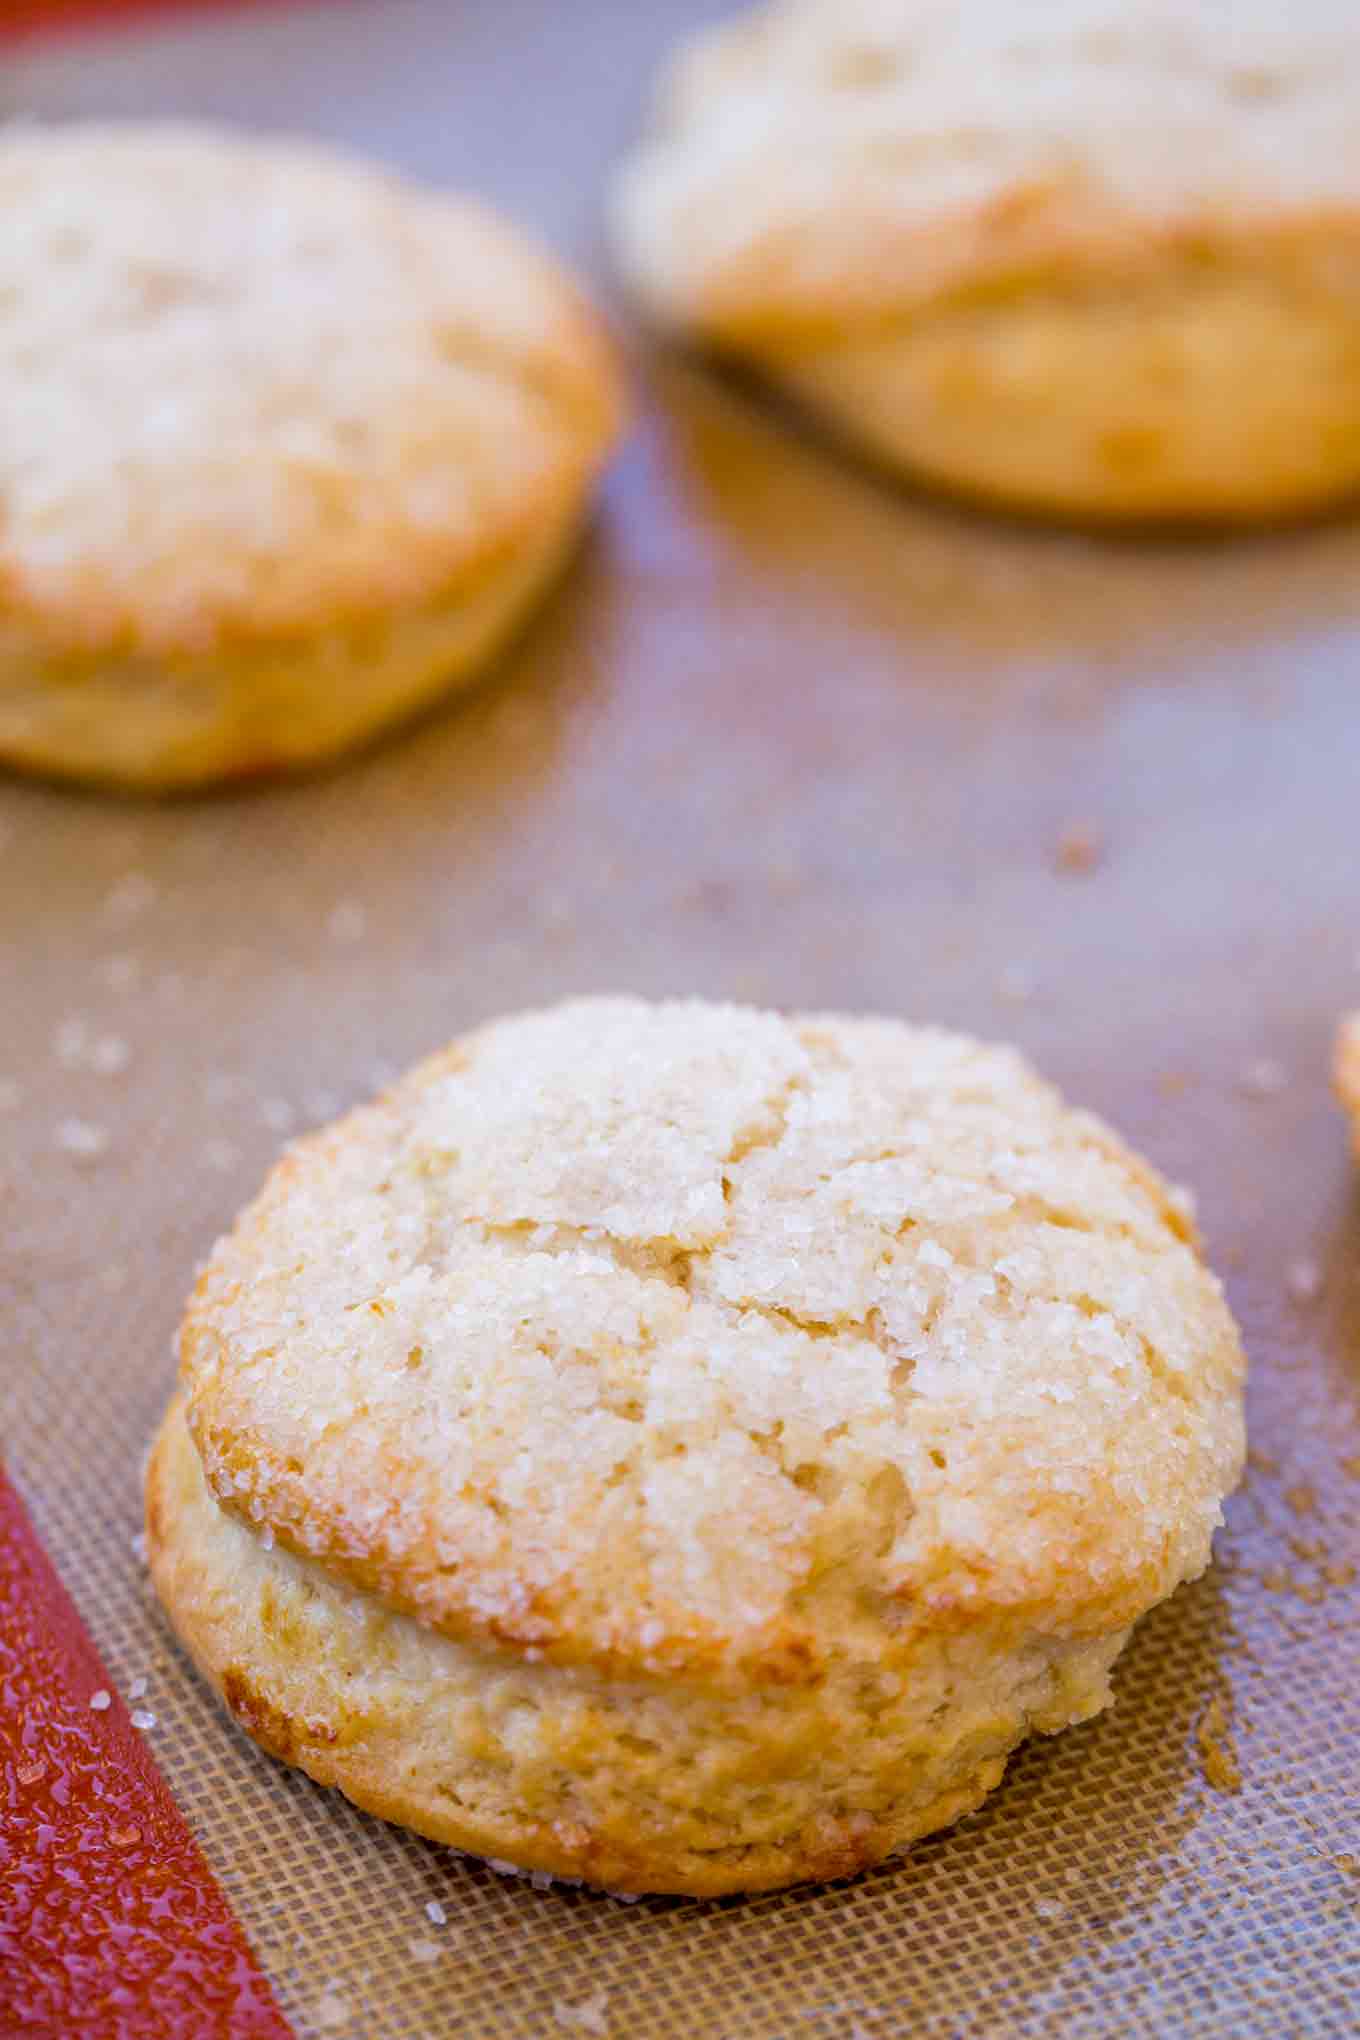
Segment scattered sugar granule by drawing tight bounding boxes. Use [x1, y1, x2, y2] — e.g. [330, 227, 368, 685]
[54, 1018, 89, 1067]
[327, 899, 367, 944]
[129, 1709, 156, 1732]
[88, 1690, 111, 1712]
[127, 1677, 148, 1701]
[90, 1034, 130, 1075]
[1054, 823, 1104, 875]
[1286, 1258, 1322, 1305]
[407, 1938, 442, 1965]
[553, 1991, 610, 2036]
[201, 1139, 239, 1173]
[1238, 1057, 1288, 1098]
[0, 1078, 21, 1112]
[131, 1531, 148, 1565]
[424, 1900, 447, 1926]
[104, 873, 158, 923]
[56, 1118, 109, 1160]
[54, 1017, 130, 1076]
[313, 1989, 352, 2032]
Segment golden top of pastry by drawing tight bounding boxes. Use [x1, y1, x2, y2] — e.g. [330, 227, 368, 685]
[180, 998, 1246, 1684]
[612, 0, 1360, 341]
[0, 123, 622, 655]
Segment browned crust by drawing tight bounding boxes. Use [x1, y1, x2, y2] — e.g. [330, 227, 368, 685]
[178, 1057, 1236, 1684]
[275, 1751, 1005, 1899]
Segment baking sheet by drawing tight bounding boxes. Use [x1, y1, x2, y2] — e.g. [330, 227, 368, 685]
[3, 3, 1358, 2035]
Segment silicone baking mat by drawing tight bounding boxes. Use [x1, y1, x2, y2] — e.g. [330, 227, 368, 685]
[2, 3, 1357, 2034]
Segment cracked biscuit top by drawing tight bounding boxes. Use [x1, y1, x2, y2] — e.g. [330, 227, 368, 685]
[180, 999, 1246, 1681]
[0, 123, 621, 656]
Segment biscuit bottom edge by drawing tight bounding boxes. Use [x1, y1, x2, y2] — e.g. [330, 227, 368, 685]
[0, 507, 580, 793]
[755, 273, 1360, 526]
[146, 1398, 1130, 1898]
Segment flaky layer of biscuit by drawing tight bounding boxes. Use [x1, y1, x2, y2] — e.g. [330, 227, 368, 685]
[612, 0, 1360, 517]
[0, 507, 578, 790]
[149, 1396, 1128, 1896]
[0, 123, 622, 656]
[177, 1000, 1245, 1682]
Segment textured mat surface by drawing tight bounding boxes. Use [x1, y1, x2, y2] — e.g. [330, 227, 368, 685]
[3, 4, 1358, 2035]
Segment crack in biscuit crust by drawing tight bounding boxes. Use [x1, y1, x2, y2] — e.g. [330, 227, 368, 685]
[180, 998, 1245, 1682]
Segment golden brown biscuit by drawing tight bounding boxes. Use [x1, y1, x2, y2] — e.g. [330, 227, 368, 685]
[0, 124, 623, 788]
[148, 999, 1246, 1895]
[1335, 1013, 1360, 1153]
[611, 0, 1360, 523]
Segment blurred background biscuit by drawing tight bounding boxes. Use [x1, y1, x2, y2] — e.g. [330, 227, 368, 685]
[0, 121, 623, 789]
[612, 0, 1360, 523]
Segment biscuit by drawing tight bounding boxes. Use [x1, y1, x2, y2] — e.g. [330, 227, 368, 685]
[611, 1, 1360, 522]
[1336, 1013, 1360, 1153]
[147, 998, 1246, 1895]
[0, 124, 622, 788]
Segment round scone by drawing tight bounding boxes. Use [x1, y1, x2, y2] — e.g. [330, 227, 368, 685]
[611, 0, 1360, 522]
[147, 999, 1245, 1896]
[1335, 1013, 1360, 1154]
[0, 124, 622, 789]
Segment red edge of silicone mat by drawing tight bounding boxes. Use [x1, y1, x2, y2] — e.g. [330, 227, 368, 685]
[0, 1466, 295, 2040]
[0, 0, 310, 43]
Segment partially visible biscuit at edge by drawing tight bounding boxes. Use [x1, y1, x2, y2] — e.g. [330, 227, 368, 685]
[610, 0, 1360, 523]
[1336, 1013, 1360, 1152]
[147, 997, 1247, 1895]
[0, 123, 624, 789]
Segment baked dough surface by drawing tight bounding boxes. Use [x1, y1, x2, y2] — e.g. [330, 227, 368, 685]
[0, 123, 622, 785]
[612, 0, 1360, 520]
[151, 998, 1246, 1893]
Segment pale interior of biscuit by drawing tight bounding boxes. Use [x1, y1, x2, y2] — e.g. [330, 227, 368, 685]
[149, 1396, 1128, 1898]
[760, 272, 1360, 520]
[0, 507, 579, 791]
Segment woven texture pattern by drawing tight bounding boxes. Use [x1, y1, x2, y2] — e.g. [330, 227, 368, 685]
[3, 3, 1358, 2035]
